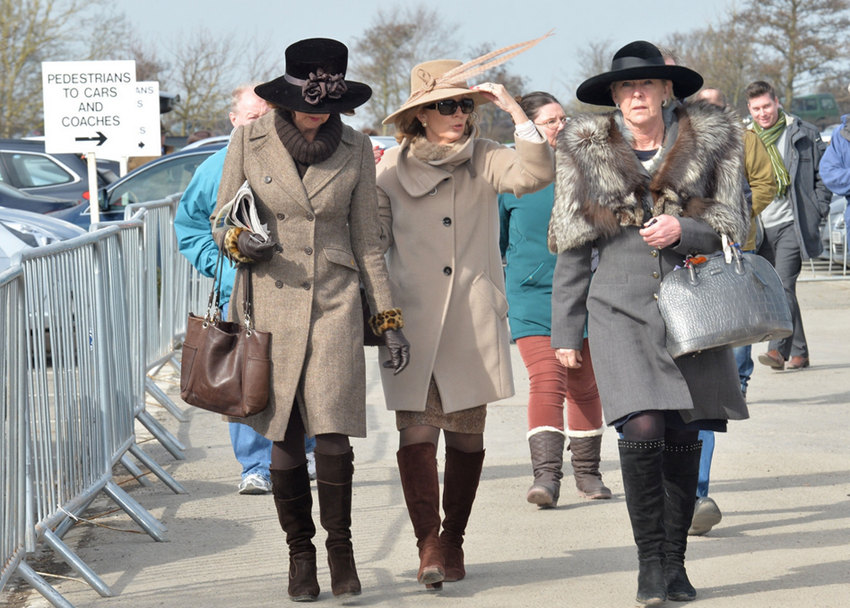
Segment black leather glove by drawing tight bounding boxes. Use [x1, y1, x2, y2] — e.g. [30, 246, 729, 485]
[237, 230, 278, 263]
[382, 328, 410, 375]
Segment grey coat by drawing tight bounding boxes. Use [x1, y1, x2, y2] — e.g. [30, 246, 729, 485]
[549, 102, 749, 426]
[212, 111, 396, 440]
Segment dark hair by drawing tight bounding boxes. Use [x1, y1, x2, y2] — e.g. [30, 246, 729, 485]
[518, 91, 561, 122]
[745, 81, 777, 101]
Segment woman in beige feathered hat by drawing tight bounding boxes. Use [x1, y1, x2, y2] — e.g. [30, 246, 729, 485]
[375, 36, 555, 591]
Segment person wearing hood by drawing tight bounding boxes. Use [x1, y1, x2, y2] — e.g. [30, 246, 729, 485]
[549, 41, 749, 605]
[376, 57, 554, 590]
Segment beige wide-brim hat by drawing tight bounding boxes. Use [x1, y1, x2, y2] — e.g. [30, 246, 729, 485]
[382, 60, 490, 126]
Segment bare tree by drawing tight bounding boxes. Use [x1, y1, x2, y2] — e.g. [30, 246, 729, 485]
[163, 29, 240, 136]
[349, 5, 460, 134]
[739, 0, 850, 106]
[0, 0, 125, 137]
[563, 39, 616, 115]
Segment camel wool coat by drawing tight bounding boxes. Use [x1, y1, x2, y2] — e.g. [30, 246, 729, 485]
[376, 134, 554, 413]
[212, 111, 396, 440]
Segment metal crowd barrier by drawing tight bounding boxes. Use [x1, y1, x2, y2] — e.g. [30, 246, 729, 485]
[124, 197, 192, 427]
[1, 220, 187, 607]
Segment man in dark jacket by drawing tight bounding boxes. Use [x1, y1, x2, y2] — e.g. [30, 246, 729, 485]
[746, 81, 831, 371]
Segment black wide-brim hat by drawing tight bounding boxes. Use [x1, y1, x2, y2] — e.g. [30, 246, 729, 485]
[576, 40, 703, 107]
[255, 38, 372, 114]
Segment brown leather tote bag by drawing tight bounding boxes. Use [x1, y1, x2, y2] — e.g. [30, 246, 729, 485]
[180, 255, 271, 417]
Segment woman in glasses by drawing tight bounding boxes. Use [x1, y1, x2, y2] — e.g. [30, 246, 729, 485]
[498, 92, 611, 510]
[377, 59, 554, 590]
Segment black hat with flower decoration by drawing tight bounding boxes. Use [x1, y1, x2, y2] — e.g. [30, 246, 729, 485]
[254, 38, 372, 114]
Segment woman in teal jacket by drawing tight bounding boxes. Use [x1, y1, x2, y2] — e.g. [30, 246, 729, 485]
[499, 92, 610, 508]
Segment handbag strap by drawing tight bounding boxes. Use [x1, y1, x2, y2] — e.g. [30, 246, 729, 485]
[205, 248, 225, 323]
[243, 265, 254, 333]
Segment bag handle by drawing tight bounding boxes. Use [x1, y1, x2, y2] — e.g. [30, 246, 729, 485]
[243, 266, 255, 334]
[204, 248, 225, 324]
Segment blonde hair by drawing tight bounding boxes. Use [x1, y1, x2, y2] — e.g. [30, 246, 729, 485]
[230, 82, 262, 113]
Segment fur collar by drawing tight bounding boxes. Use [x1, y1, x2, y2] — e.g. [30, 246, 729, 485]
[548, 101, 749, 252]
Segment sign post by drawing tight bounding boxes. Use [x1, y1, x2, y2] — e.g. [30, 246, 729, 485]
[41, 60, 141, 226]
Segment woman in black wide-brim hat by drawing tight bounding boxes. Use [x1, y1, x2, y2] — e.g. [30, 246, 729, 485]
[212, 37, 410, 602]
[548, 41, 750, 605]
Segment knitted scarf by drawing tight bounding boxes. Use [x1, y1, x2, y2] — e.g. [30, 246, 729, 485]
[752, 108, 791, 197]
[276, 111, 342, 176]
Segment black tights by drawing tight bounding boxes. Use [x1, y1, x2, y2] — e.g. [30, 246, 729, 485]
[271, 405, 350, 470]
[620, 411, 699, 444]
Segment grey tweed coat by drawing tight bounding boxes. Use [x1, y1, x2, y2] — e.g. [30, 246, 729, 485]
[549, 102, 749, 426]
[212, 111, 396, 440]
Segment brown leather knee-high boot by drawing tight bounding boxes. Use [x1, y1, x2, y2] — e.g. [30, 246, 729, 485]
[271, 465, 319, 602]
[440, 446, 485, 582]
[315, 449, 361, 597]
[397, 442, 445, 588]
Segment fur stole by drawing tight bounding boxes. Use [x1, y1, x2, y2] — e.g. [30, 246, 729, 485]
[548, 101, 749, 253]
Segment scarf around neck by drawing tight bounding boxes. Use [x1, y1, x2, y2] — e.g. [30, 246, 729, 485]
[276, 111, 342, 176]
[753, 108, 791, 197]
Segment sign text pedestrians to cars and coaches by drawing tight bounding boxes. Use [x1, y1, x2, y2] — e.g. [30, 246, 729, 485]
[42, 60, 147, 158]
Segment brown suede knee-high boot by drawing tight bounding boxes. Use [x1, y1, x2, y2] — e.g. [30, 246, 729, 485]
[315, 449, 361, 598]
[271, 465, 319, 602]
[440, 447, 485, 582]
[397, 442, 445, 588]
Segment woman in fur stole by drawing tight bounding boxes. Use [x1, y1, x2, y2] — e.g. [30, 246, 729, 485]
[377, 56, 554, 589]
[549, 41, 749, 605]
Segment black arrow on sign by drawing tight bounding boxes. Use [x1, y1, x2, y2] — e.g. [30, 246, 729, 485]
[75, 131, 107, 146]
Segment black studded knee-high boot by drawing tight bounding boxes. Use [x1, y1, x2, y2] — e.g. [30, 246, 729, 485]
[663, 441, 702, 602]
[618, 439, 667, 606]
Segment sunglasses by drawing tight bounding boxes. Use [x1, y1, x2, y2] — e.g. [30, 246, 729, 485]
[424, 98, 475, 115]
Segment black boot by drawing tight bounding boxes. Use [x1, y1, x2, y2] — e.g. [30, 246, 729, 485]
[271, 465, 319, 602]
[663, 441, 702, 602]
[315, 449, 361, 597]
[619, 439, 667, 606]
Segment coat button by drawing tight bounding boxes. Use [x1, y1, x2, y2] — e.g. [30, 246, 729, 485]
[275, 280, 283, 288]
[277, 213, 285, 220]
[653, 293, 658, 300]
[442, 217, 452, 226]
[443, 266, 452, 276]
[651, 249, 659, 257]
[306, 213, 315, 221]
[264, 176, 272, 183]
[304, 247, 313, 255]
[652, 271, 659, 279]
[302, 282, 311, 290]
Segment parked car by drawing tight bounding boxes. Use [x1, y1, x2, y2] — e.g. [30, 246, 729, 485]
[0, 207, 86, 271]
[58, 142, 227, 227]
[369, 135, 398, 151]
[819, 194, 848, 266]
[0, 181, 81, 215]
[0, 139, 116, 205]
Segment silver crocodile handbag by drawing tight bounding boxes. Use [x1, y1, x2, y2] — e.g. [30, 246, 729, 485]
[658, 238, 793, 358]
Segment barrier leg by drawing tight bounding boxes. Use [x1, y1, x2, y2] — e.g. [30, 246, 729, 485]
[53, 497, 97, 540]
[103, 481, 167, 541]
[136, 410, 186, 459]
[15, 561, 77, 608]
[119, 454, 154, 487]
[42, 529, 113, 597]
[145, 377, 189, 422]
[128, 444, 187, 494]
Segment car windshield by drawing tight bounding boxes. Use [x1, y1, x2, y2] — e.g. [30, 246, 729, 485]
[1, 151, 75, 188]
[107, 153, 212, 207]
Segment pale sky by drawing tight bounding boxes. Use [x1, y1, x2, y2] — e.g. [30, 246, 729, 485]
[117, 0, 730, 106]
